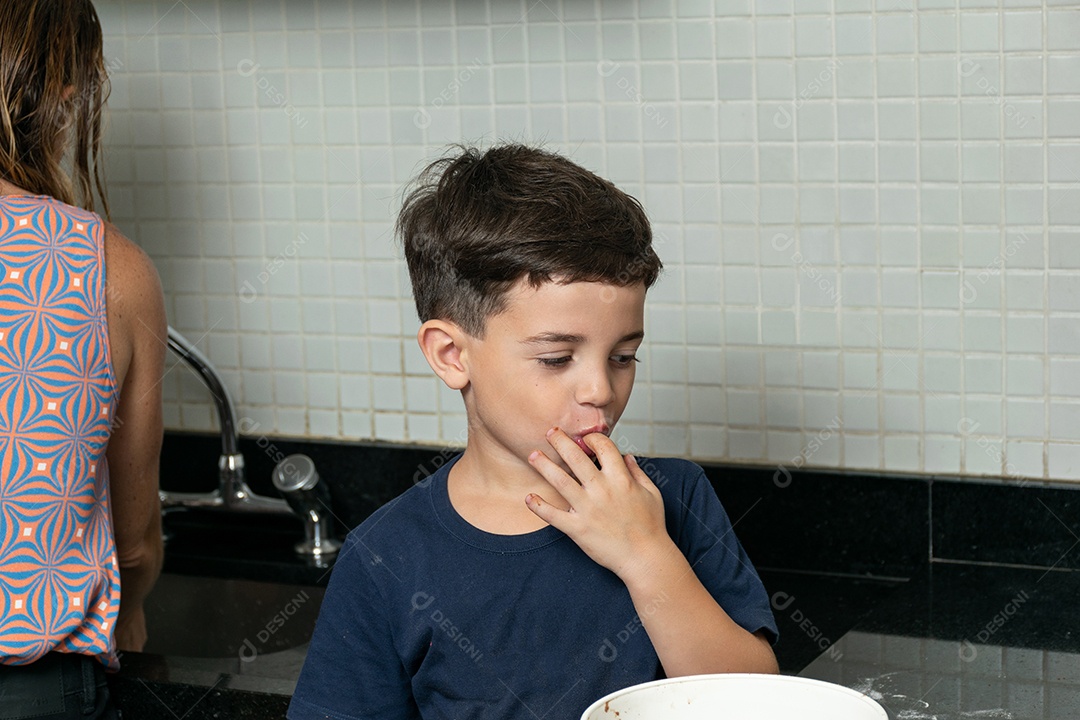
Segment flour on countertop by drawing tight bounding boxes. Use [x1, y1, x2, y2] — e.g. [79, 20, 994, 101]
[895, 711, 1013, 720]
[852, 674, 1014, 720]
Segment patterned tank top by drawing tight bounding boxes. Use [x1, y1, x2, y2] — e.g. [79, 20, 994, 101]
[0, 195, 120, 669]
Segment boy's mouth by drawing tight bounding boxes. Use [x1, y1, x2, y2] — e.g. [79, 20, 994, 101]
[571, 425, 610, 457]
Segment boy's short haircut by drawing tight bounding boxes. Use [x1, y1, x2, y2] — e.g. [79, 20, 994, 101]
[397, 144, 662, 337]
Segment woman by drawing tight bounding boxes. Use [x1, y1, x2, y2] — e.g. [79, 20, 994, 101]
[0, 1, 166, 717]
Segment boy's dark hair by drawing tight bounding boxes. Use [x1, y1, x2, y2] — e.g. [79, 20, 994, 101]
[397, 144, 662, 337]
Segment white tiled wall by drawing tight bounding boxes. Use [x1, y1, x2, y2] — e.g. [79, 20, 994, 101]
[95, 0, 1080, 482]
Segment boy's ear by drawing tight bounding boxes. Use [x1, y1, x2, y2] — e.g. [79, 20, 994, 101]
[416, 320, 470, 390]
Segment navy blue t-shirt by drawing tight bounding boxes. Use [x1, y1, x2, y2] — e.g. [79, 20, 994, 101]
[288, 455, 777, 720]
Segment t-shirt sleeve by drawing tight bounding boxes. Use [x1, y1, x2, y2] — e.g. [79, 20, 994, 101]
[288, 535, 419, 720]
[659, 461, 779, 644]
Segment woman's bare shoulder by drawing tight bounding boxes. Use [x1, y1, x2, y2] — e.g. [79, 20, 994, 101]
[102, 222, 164, 318]
[101, 222, 166, 389]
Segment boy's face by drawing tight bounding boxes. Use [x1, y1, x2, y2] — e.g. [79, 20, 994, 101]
[461, 279, 646, 472]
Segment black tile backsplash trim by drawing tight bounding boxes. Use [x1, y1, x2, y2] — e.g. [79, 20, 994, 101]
[161, 432, 1080, 577]
[854, 563, 1080, 655]
[931, 479, 1080, 569]
[702, 464, 930, 577]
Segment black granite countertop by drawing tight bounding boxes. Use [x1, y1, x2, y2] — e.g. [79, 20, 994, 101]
[113, 557, 1075, 716]
[130, 433, 1079, 719]
[800, 563, 1080, 719]
[116, 560, 1080, 719]
[114, 511, 904, 717]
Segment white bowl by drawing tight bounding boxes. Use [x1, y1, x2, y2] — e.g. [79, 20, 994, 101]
[581, 673, 888, 720]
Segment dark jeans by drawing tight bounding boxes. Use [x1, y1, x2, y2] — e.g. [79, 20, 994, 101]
[0, 652, 118, 719]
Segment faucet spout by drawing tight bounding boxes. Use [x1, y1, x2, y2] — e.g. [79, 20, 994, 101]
[167, 327, 239, 458]
[162, 327, 290, 516]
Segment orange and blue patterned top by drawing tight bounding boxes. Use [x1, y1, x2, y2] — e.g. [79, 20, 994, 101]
[0, 195, 120, 669]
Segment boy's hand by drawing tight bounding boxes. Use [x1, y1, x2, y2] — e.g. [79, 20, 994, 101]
[529, 428, 780, 676]
[525, 428, 675, 583]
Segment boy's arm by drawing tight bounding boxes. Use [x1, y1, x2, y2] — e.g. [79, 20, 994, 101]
[526, 429, 778, 677]
[617, 538, 778, 676]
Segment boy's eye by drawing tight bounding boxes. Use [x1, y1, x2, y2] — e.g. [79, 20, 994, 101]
[537, 356, 572, 367]
[536, 354, 641, 368]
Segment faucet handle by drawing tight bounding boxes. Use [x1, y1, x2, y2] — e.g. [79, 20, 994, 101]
[273, 454, 320, 493]
[272, 454, 341, 565]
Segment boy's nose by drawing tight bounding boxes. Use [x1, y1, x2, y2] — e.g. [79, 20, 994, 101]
[576, 367, 617, 407]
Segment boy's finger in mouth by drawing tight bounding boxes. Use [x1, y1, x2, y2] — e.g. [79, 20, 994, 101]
[568, 425, 612, 458]
[546, 426, 592, 458]
[571, 436, 597, 457]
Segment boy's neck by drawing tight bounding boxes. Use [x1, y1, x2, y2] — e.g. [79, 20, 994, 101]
[447, 445, 570, 536]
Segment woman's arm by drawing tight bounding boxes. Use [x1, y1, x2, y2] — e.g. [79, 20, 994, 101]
[103, 223, 167, 652]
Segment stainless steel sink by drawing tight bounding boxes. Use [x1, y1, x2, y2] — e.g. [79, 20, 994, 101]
[141, 573, 325, 661]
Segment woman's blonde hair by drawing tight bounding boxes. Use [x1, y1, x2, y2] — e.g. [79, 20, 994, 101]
[0, 0, 110, 216]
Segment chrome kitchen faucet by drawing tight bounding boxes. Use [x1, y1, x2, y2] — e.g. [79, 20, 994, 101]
[161, 327, 339, 561]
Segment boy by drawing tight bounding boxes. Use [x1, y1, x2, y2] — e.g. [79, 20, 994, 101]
[289, 145, 778, 720]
